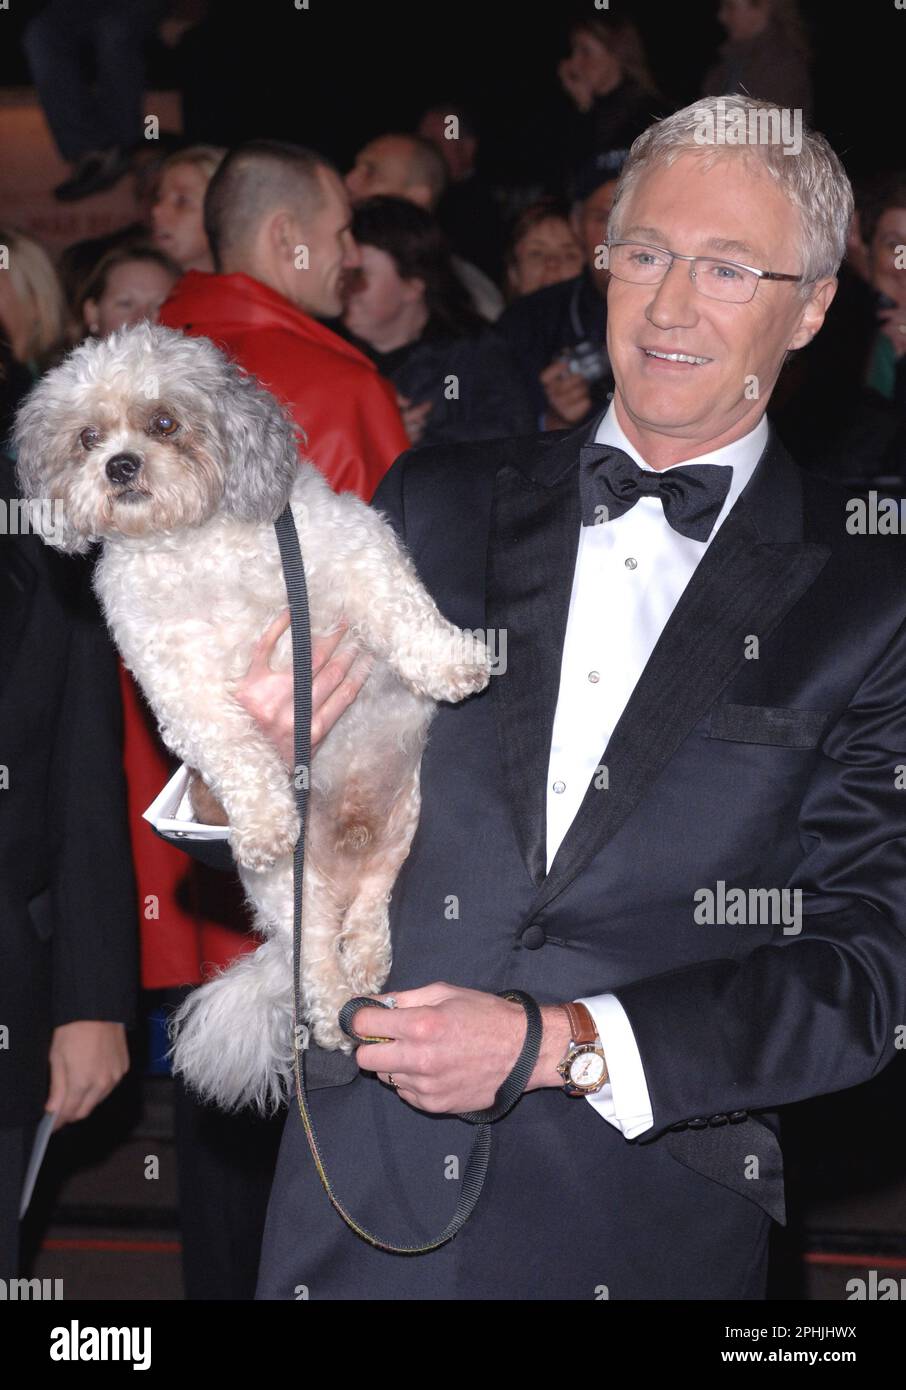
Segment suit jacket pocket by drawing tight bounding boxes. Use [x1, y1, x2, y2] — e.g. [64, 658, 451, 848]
[303, 1042, 359, 1090]
[26, 885, 55, 943]
[663, 1114, 786, 1225]
[710, 703, 829, 748]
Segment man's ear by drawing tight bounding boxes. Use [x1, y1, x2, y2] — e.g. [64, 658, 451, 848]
[787, 276, 838, 350]
[269, 209, 298, 262]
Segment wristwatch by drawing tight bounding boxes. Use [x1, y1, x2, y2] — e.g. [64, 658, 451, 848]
[557, 1001, 609, 1096]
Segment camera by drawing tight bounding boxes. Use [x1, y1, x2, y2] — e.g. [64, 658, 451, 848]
[558, 340, 610, 384]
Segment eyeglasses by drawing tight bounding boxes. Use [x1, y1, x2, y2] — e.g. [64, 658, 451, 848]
[604, 240, 806, 304]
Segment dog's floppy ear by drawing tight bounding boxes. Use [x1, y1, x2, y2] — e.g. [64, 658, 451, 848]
[12, 380, 93, 554]
[217, 365, 301, 523]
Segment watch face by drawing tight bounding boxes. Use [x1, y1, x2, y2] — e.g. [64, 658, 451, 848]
[569, 1051, 606, 1088]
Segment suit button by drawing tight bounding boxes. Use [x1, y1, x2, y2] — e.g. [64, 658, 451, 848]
[709, 1114, 729, 1127]
[728, 1110, 748, 1124]
[520, 924, 546, 950]
[687, 1117, 708, 1129]
[669, 1121, 687, 1132]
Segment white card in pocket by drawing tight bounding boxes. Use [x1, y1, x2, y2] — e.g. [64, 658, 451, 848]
[142, 766, 230, 841]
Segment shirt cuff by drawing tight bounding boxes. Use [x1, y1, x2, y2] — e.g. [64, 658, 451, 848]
[576, 993, 654, 1138]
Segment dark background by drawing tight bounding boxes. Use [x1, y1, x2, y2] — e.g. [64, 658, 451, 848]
[0, 0, 901, 183]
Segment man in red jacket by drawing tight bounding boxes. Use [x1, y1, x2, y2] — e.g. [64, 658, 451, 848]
[159, 138, 408, 501]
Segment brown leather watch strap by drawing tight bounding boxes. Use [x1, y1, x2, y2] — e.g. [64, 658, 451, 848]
[561, 1000, 599, 1045]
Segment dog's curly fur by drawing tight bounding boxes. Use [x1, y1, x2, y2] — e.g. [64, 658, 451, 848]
[14, 322, 491, 1114]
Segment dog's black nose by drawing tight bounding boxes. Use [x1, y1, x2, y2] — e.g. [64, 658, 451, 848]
[106, 453, 142, 485]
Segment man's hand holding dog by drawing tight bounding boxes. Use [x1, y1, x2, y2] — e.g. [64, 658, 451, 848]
[235, 610, 373, 768]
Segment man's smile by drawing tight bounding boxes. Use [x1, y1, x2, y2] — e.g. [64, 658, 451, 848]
[638, 346, 713, 368]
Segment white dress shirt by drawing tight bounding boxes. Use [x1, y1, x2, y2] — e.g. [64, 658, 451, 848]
[547, 402, 769, 1138]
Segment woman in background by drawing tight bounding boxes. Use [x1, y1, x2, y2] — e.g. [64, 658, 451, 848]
[0, 227, 68, 451]
[557, 13, 662, 171]
[80, 244, 181, 338]
[505, 198, 584, 301]
[343, 196, 533, 448]
[702, 0, 813, 122]
[151, 144, 226, 274]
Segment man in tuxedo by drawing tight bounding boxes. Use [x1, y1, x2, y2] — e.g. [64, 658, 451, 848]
[0, 455, 137, 1277]
[165, 96, 906, 1300]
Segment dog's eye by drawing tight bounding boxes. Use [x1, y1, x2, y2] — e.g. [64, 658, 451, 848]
[79, 427, 101, 450]
[150, 414, 179, 436]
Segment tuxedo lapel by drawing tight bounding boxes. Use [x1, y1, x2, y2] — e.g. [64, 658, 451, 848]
[486, 422, 832, 913]
[485, 427, 588, 886]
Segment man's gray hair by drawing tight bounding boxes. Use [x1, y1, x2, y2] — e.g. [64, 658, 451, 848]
[607, 95, 854, 288]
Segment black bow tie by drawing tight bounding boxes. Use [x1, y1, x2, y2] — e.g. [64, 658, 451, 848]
[579, 444, 734, 542]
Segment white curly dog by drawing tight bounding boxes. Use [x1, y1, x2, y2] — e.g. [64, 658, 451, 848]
[14, 322, 490, 1114]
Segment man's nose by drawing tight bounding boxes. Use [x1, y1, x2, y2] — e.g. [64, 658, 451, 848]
[646, 258, 699, 328]
[106, 453, 143, 485]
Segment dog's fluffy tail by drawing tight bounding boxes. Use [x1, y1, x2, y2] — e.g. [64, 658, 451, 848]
[168, 936, 295, 1115]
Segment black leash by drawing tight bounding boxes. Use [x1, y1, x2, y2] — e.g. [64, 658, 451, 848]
[273, 503, 543, 1254]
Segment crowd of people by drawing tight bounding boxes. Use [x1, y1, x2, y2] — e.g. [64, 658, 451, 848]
[3, 8, 904, 477]
[2, 0, 906, 1304]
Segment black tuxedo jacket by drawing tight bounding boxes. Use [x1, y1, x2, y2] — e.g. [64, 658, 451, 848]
[0, 457, 137, 1128]
[251, 411, 906, 1301]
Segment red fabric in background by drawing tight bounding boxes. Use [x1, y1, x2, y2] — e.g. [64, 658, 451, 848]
[158, 270, 408, 502]
[119, 662, 254, 989]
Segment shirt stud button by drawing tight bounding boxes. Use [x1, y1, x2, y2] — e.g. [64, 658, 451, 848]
[552, 780, 566, 794]
[625, 557, 638, 570]
[587, 670, 600, 683]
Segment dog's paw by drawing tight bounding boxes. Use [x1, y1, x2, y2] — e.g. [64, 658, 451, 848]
[340, 928, 391, 997]
[428, 631, 493, 702]
[397, 627, 493, 702]
[343, 957, 389, 998]
[230, 812, 300, 871]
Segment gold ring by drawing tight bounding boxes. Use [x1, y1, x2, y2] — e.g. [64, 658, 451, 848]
[386, 1073, 397, 1089]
